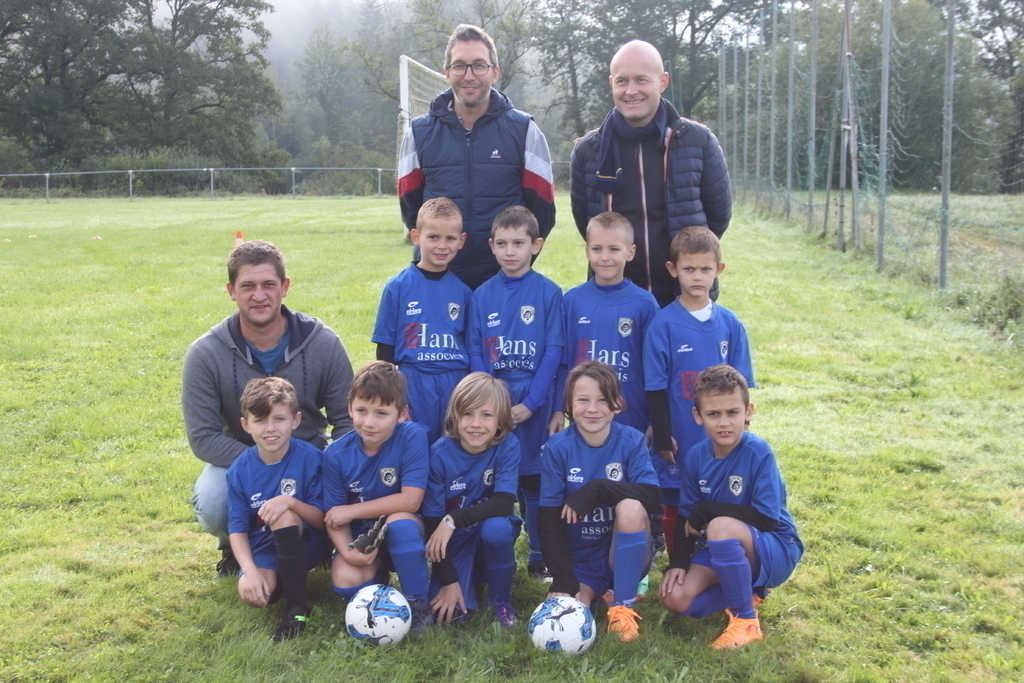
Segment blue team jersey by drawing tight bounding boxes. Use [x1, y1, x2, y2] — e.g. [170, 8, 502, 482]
[643, 302, 755, 489]
[468, 270, 563, 381]
[561, 279, 659, 432]
[372, 264, 472, 372]
[678, 432, 801, 547]
[423, 434, 521, 518]
[322, 420, 429, 534]
[540, 422, 659, 562]
[226, 439, 325, 559]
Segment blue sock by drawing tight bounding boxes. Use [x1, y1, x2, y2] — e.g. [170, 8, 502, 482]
[611, 530, 649, 607]
[332, 577, 376, 600]
[682, 584, 728, 618]
[386, 519, 429, 603]
[480, 517, 515, 603]
[707, 538, 755, 619]
[521, 488, 542, 565]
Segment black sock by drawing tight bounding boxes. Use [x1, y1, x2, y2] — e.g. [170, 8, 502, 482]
[273, 525, 308, 616]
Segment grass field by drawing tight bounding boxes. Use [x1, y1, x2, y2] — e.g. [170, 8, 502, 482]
[2, 195, 1023, 682]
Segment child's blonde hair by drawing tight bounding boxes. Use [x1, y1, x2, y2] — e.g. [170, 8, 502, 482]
[586, 211, 634, 244]
[443, 373, 514, 447]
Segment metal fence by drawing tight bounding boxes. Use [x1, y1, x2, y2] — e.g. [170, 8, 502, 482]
[0, 162, 574, 201]
[0, 166, 399, 201]
[716, 0, 1023, 314]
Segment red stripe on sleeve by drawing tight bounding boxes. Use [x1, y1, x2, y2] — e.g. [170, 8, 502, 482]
[398, 168, 425, 197]
[522, 169, 554, 204]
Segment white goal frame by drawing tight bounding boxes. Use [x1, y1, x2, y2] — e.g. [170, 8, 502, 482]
[399, 55, 448, 139]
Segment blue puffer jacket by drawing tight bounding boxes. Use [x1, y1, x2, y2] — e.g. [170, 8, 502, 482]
[569, 100, 731, 241]
[399, 89, 555, 289]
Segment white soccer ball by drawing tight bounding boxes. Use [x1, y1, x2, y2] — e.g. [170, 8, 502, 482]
[345, 584, 412, 645]
[528, 596, 596, 654]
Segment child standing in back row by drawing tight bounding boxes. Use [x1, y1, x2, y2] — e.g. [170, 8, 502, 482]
[643, 226, 755, 551]
[373, 197, 473, 444]
[552, 211, 659, 435]
[468, 206, 563, 580]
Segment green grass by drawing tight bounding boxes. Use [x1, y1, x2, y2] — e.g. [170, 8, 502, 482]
[2, 195, 1023, 682]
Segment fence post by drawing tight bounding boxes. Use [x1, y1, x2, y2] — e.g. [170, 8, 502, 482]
[808, 0, 819, 232]
[45, 173, 50, 203]
[786, 0, 795, 219]
[129, 170, 134, 202]
[291, 168, 297, 197]
[878, 0, 892, 270]
[940, 0, 955, 289]
[769, 0, 778, 213]
[377, 168, 383, 197]
[209, 168, 215, 200]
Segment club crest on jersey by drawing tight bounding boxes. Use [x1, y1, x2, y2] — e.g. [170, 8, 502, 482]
[728, 475, 744, 496]
[448, 303, 460, 321]
[618, 318, 634, 337]
[279, 479, 297, 496]
[379, 468, 398, 487]
[520, 306, 535, 324]
[719, 340, 729, 358]
[605, 462, 623, 482]
[483, 469, 495, 486]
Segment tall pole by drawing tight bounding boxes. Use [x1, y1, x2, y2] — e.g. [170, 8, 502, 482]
[733, 43, 740, 179]
[743, 32, 751, 202]
[837, 0, 852, 252]
[808, 0, 819, 232]
[847, 51, 861, 250]
[756, 10, 765, 205]
[940, 0, 955, 288]
[719, 45, 727, 150]
[878, 0, 892, 270]
[769, 0, 778, 212]
[786, 0, 796, 219]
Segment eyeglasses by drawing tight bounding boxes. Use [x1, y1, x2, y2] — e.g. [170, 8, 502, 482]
[446, 62, 496, 76]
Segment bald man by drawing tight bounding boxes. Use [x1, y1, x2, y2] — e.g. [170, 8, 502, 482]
[570, 40, 731, 308]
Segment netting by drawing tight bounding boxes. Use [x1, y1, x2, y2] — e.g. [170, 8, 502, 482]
[399, 55, 448, 141]
[707, 0, 1023, 337]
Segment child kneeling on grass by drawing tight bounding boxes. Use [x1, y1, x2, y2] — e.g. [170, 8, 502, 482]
[227, 377, 328, 641]
[539, 361, 661, 642]
[423, 373, 522, 627]
[659, 364, 803, 650]
[323, 361, 433, 632]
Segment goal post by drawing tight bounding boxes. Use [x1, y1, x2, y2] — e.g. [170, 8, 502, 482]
[399, 55, 448, 141]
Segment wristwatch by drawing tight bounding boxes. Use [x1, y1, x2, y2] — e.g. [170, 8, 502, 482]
[442, 515, 456, 530]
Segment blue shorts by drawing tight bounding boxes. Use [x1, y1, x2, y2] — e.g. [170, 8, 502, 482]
[402, 366, 467, 445]
[252, 527, 328, 572]
[427, 516, 522, 610]
[690, 525, 803, 589]
[504, 377, 553, 476]
[570, 534, 653, 601]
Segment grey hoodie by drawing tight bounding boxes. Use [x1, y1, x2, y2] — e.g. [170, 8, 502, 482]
[182, 306, 353, 468]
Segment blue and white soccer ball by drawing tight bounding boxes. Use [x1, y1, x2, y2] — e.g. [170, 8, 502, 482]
[345, 584, 412, 645]
[528, 596, 596, 654]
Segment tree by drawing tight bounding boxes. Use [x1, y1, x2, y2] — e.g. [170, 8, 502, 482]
[972, 0, 1024, 193]
[0, 0, 281, 168]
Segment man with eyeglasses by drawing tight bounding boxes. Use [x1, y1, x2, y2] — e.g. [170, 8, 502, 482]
[398, 23, 555, 290]
[570, 40, 732, 309]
